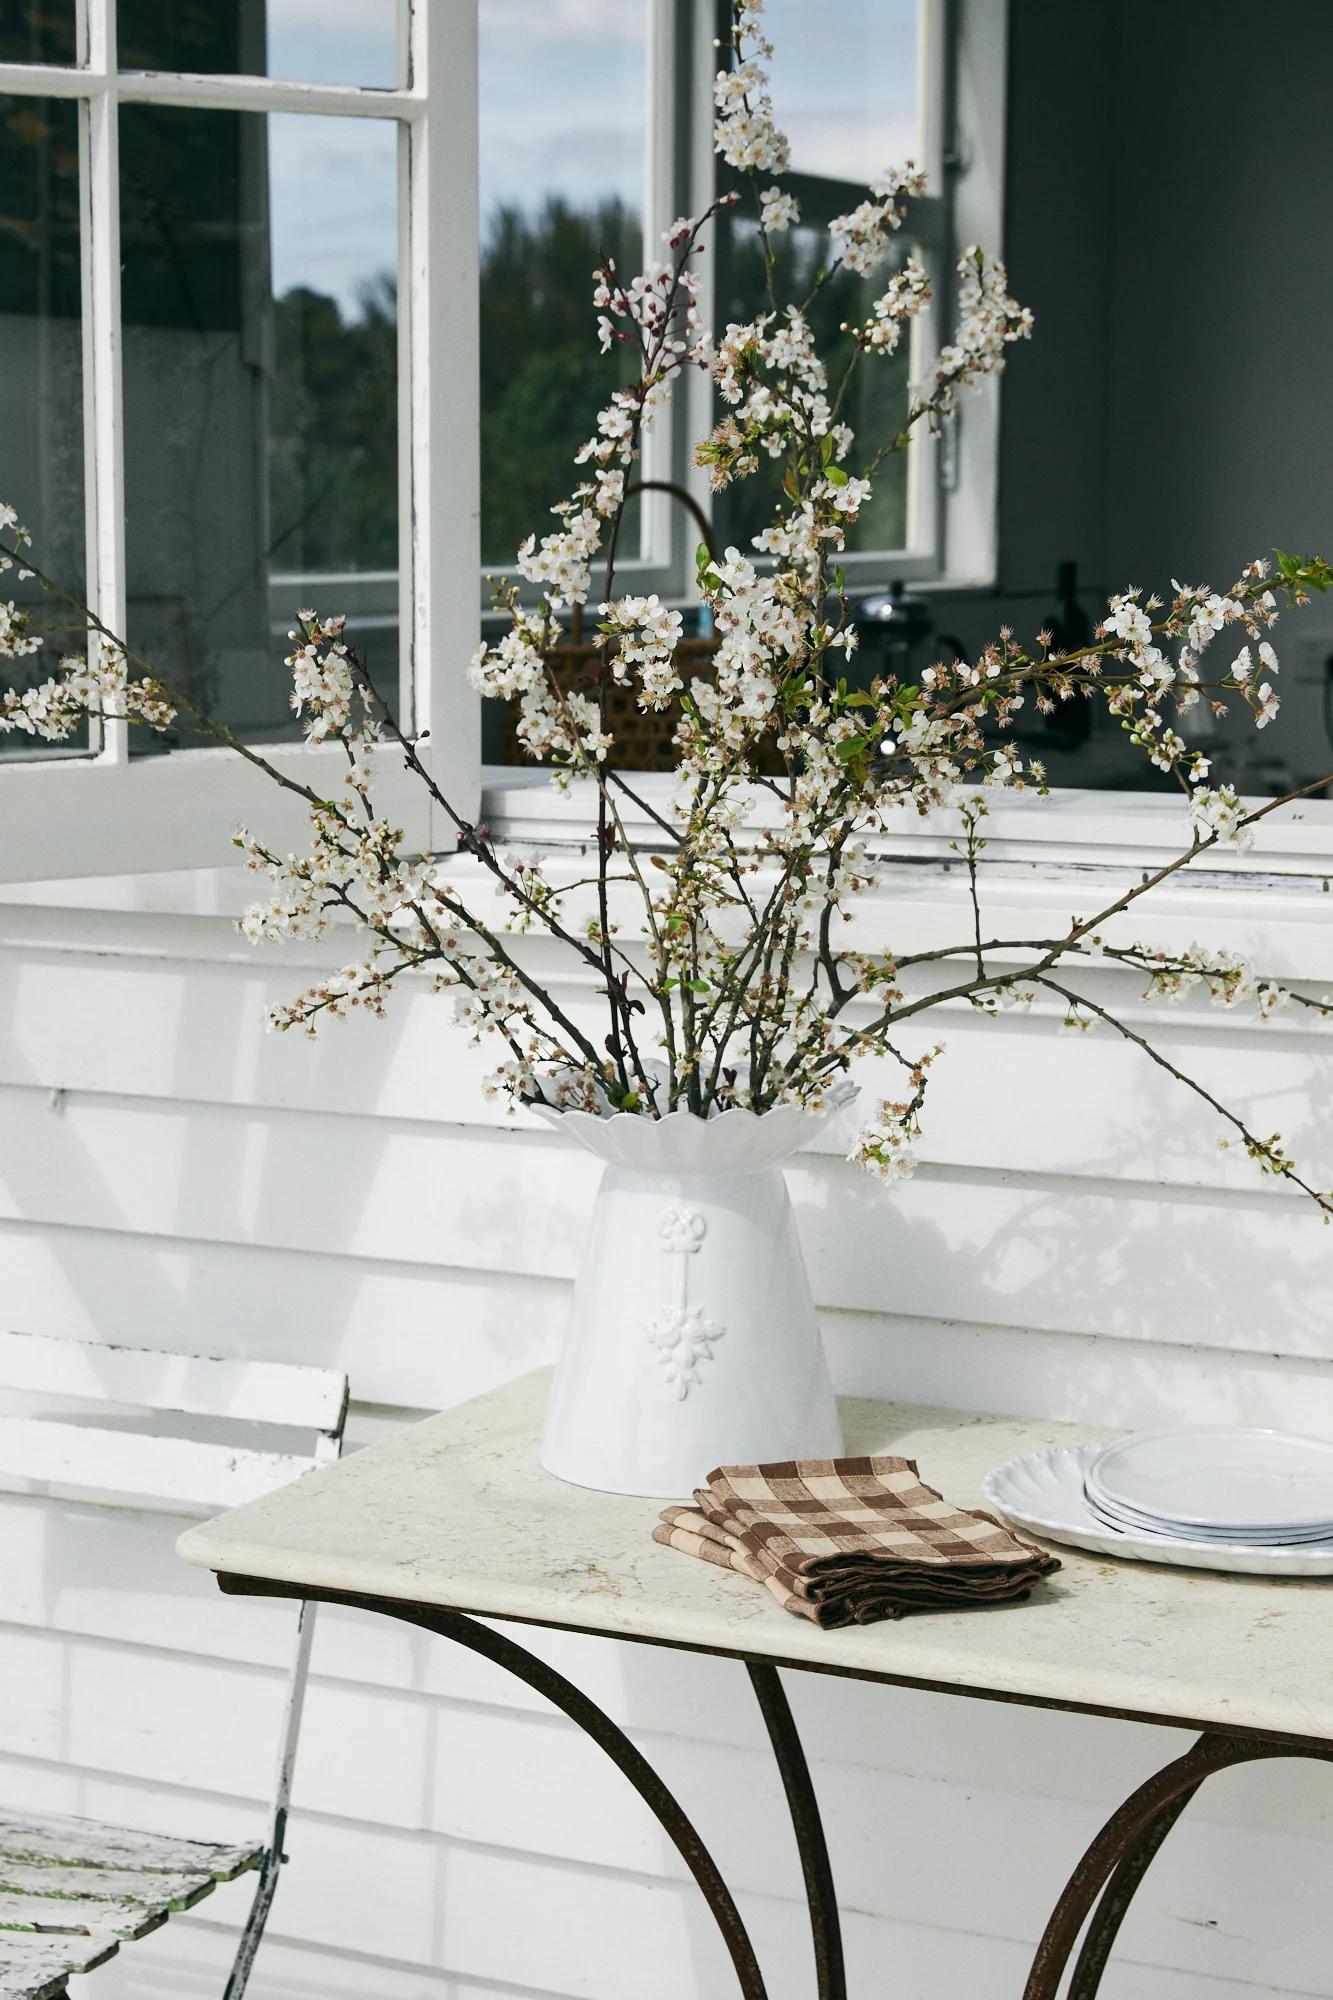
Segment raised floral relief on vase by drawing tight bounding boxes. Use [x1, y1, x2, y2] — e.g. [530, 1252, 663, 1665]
[648, 1205, 725, 1399]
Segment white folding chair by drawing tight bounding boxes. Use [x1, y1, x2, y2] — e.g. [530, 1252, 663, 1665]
[0, 1331, 348, 2000]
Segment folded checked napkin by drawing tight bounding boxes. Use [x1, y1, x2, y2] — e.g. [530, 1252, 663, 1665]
[653, 1455, 1059, 1628]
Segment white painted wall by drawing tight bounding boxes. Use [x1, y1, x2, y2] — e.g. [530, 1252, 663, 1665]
[1, 840, 1331, 2000]
[5, 4, 1333, 1988]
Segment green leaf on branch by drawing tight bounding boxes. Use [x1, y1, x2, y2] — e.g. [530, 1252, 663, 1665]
[685, 978, 710, 993]
[834, 734, 868, 762]
[825, 464, 849, 487]
[1274, 548, 1333, 594]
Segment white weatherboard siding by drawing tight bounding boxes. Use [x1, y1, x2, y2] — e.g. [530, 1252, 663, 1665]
[1, 866, 1332, 1999]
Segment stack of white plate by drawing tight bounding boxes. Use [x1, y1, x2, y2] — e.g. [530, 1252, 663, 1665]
[983, 1425, 1333, 1576]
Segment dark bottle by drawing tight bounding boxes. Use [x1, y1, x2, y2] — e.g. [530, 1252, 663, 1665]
[1043, 559, 1093, 746]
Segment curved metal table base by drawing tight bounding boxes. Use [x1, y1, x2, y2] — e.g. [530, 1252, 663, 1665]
[221, 1580, 774, 1995]
[218, 1576, 1330, 2000]
[1024, 1731, 1333, 1999]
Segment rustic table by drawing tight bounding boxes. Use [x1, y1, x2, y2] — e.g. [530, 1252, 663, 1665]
[177, 1372, 1333, 1999]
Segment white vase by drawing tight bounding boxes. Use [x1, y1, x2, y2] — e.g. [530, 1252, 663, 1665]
[531, 1096, 849, 1497]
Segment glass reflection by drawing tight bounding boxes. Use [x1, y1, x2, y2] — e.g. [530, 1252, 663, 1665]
[478, 0, 649, 566]
[765, 0, 920, 181]
[119, 104, 398, 746]
[0, 92, 87, 755]
[0, 3, 77, 68]
[118, 0, 397, 91]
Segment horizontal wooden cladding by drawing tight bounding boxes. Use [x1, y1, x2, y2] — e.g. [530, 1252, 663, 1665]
[0, 1086, 1326, 1358]
[0, 1698, 1329, 1999]
[0, 1608, 1329, 1991]
[1, 928, 1330, 1184]
[0, 1216, 1328, 1436]
[56, 1899, 1324, 2000]
[1, 1599, 1328, 1852]
[6, 862, 1333, 972]
[0, 905, 1329, 2000]
[0, 1220, 554, 1415]
[1, 1491, 1328, 1998]
[7, 1479, 1333, 1857]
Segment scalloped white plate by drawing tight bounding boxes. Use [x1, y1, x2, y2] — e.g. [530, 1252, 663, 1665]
[983, 1446, 1333, 1577]
[1083, 1484, 1333, 1544]
[1087, 1425, 1333, 1535]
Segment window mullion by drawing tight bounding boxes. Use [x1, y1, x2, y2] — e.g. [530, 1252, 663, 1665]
[78, 0, 128, 764]
[404, 0, 481, 845]
[681, 0, 719, 571]
[115, 71, 416, 119]
[633, 0, 680, 574]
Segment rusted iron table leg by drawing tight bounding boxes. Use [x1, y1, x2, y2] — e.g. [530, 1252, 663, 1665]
[219, 1577, 770, 1998]
[1024, 1731, 1333, 1999]
[1065, 1786, 1201, 1999]
[747, 1663, 847, 2000]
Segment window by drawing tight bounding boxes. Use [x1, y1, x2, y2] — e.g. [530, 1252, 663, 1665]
[476, 0, 983, 766]
[474, 0, 976, 617]
[0, 0, 479, 878]
[1, 0, 999, 880]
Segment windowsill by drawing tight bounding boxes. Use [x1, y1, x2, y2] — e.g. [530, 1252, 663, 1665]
[480, 766, 1333, 881]
[2, 772, 1330, 955]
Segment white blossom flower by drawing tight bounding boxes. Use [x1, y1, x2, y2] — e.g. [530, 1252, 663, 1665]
[847, 258, 932, 354]
[601, 593, 685, 710]
[927, 248, 1032, 411]
[829, 166, 926, 276]
[759, 186, 799, 232]
[1188, 783, 1252, 849]
[713, 6, 789, 173]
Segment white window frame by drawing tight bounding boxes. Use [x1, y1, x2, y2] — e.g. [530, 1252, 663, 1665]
[0, 0, 480, 882]
[9, 0, 1265, 895]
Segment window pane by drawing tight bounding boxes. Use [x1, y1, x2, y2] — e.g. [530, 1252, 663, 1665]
[712, 2, 923, 562]
[0, 2, 76, 66]
[0, 92, 88, 756]
[478, 0, 649, 568]
[118, 0, 397, 90]
[766, 0, 920, 181]
[119, 105, 399, 749]
[713, 221, 914, 557]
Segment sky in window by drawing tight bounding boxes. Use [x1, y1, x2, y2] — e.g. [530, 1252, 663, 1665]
[265, 0, 397, 87]
[265, 0, 921, 318]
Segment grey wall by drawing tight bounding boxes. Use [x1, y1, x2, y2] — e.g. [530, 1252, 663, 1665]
[938, 0, 1333, 792]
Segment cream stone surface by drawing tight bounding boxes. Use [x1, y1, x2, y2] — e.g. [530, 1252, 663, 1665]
[179, 1372, 1333, 1743]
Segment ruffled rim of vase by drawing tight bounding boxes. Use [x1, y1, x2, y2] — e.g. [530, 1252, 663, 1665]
[528, 1078, 858, 1174]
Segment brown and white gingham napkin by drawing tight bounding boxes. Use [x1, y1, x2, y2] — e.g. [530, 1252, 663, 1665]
[653, 1455, 1059, 1628]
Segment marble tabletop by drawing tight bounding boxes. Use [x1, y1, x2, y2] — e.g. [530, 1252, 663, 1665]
[178, 1371, 1333, 1745]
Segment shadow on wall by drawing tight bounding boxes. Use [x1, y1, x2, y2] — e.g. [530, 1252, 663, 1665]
[1, 920, 1331, 1427]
